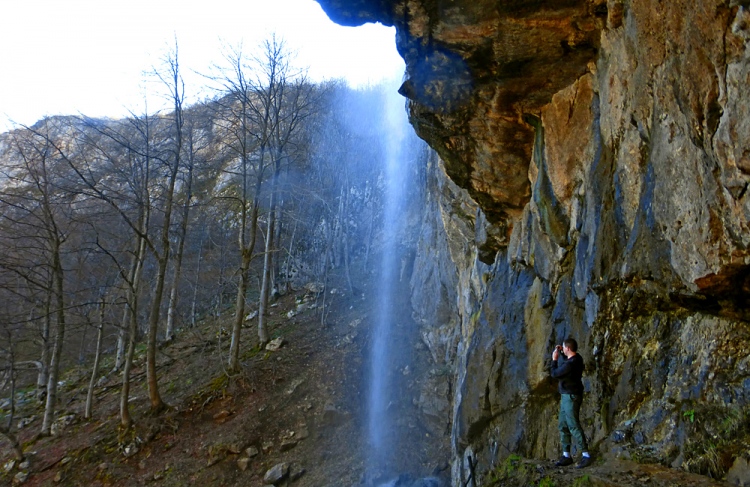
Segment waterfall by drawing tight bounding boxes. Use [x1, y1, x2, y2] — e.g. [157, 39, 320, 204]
[367, 79, 410, 476]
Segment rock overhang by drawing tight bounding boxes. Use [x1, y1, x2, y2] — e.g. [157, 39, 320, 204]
[315, 0, 605, 256]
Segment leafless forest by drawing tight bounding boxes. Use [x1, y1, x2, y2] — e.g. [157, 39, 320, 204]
[0, 38, 425, 450]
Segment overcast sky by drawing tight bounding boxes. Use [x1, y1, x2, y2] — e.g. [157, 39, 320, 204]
[0, 0, 404, 130]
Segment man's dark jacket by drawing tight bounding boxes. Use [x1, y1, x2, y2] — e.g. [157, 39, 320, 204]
[550, 353, 585, 395]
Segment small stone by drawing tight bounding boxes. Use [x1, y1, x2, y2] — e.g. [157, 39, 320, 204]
[246, 446, 259, 457]
[286, 378, 304, 396]
[280, 438, 298, 451]
[266, 337, 285, 351]
[53, 471, 63, 483]
[13, 471, 28, 485]
[60, 457, 72, 466]
[50, 414, 76, 436]
[98, 463, 108, 470]
[237, 457, 250, 471]
[262, 441, 274, 453]
[226, 443, 242, 454]
[4, 459, 16, 472]
[18, 460, 29, 470]
[263, 462, 289, 484]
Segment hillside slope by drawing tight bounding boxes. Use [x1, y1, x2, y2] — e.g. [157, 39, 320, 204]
[0, 265, 450, 487]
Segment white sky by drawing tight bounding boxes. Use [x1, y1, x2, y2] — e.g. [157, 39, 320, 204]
[0, 0, 405, 130]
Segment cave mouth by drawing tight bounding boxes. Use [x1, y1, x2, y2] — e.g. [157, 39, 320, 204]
[689, 263, 750, 320]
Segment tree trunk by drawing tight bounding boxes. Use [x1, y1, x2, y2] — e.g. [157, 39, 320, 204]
[0, 352, 23, 461]
[113, 304, 128, 372]
[2, 331, 22, 460]
[190, 224, 207, 328]
[228, 251, 251, 370]
[146, 41, 184, 413]
[41, 246, 65, 436]
[146, 251, 169, 413]
[120, 235, 147, 427]
[319, 220, 335, 328]
[165, 266, 181, 341]
[0, 427, 23, 461]
[258, 167, 280, 346]
[114, 251, 140, 372]
[228, 201, 259, 372]
[85, 298, 106, 419]
[165, 147, 194, 341]
[272, 200, 283, 294]
[36, 289, 51, 391]
[120, 297, 138, 428]
[341, 185, 354, 294]
[257, 210, 275, 346]
[282, 219, 298, 294]
[0, 357, 22, 460]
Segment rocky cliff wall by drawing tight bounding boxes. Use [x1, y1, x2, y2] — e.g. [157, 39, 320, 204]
[317, 0, 750, 484]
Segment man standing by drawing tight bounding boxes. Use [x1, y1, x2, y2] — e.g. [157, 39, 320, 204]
[551, 338, 592, 468]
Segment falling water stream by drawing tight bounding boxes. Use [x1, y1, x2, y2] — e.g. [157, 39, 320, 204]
[365, 81, 443, 487]
[367, 79, 408, 473]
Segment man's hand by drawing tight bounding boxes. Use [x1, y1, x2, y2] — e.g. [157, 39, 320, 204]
[552, 345, 562, 361]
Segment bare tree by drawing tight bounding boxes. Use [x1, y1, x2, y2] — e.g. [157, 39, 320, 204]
[139, 39, 188, 413]
[84, 293, 107, 419]
[0, 327, 24, 460]
[254, 36, 317, 345]
[209, 43, 268, 371]
[65, 110, 155, 427]
[1, 122, 73, 436]
[165, 110, 209, 341]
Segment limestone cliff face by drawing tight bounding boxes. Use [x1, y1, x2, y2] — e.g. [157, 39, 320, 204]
[318, 0, 750, 484]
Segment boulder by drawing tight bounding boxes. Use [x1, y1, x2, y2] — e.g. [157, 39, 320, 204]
[728, 455, 750, 487]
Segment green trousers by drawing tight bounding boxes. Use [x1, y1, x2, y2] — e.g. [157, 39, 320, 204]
[559, 393, 588, 453]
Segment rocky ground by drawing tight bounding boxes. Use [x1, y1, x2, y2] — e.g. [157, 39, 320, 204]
[478, 454, 735, 487]
[0, 263, 742, 487]
[0, 266, 451, 487]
